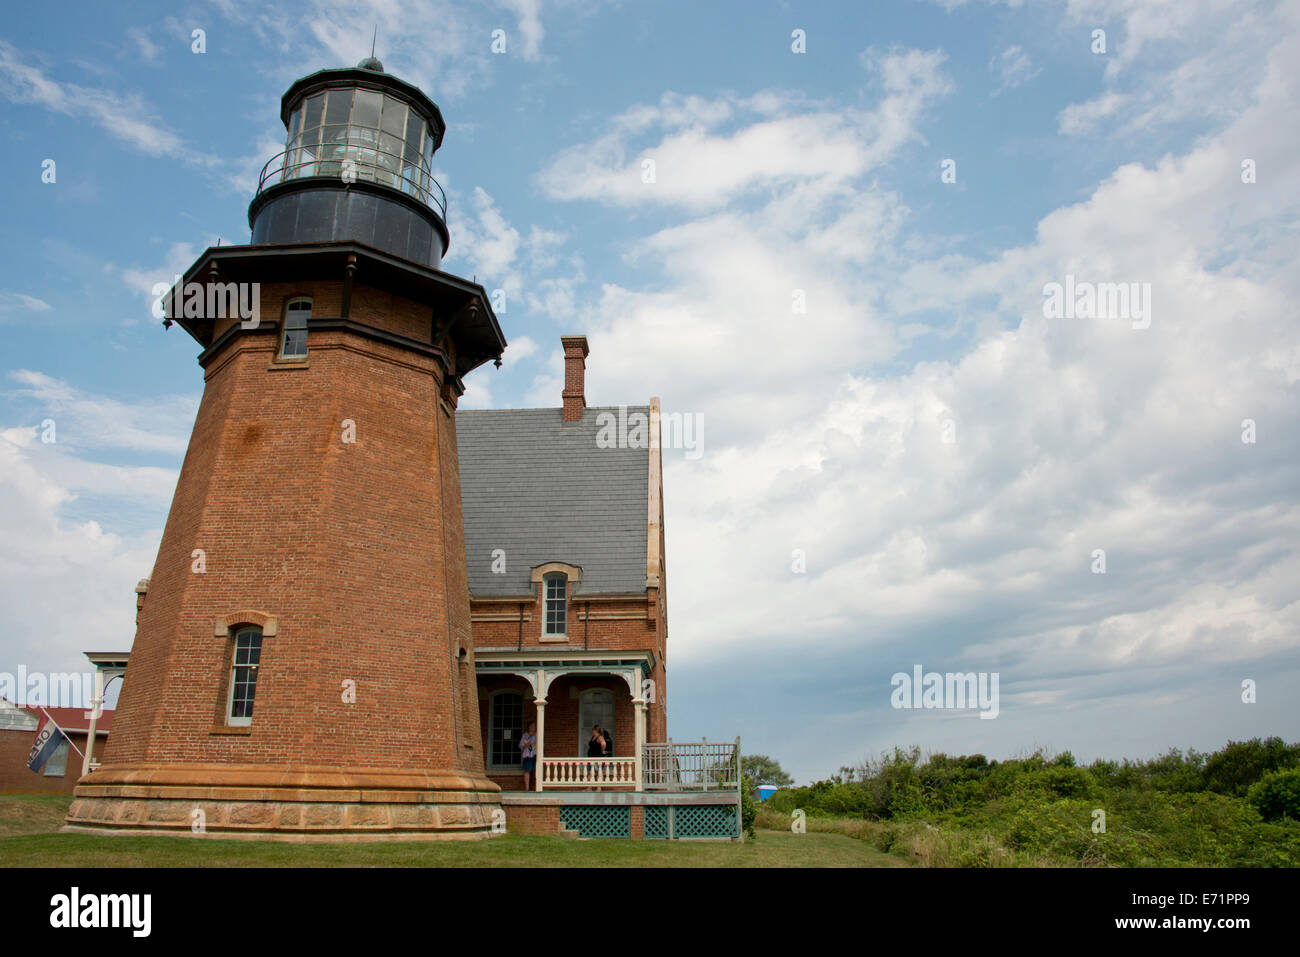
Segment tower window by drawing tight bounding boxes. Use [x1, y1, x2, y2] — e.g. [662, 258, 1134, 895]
[227, 626, 263, 726]
[281, 299, 310, 358]
[543, 573, 567, 637]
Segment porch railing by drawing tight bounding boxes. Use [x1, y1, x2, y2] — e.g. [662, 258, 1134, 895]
[642, 738, 741, 791]
[540, 756, 638, 788]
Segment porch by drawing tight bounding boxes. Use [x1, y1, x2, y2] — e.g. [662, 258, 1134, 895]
[475, 650, 742, 838]
[476, 650, 660, 792]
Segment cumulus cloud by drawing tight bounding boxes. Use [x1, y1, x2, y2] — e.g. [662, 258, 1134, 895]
[538, 49, 952, 209]
[531, 19, 1300, 776]
[0, 379, 192, 695]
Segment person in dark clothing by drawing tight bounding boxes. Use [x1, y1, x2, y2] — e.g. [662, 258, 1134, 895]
[599, 725, 614, 757]
[586, 725, 606, 790]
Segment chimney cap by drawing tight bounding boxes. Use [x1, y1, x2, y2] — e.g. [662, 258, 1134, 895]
[560, 335, 590, 357]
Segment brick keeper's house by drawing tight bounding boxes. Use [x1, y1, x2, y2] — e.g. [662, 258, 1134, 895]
[62, 58, 740, 842]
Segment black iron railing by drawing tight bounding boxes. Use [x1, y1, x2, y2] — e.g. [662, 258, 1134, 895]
[255, 146, 447, 220]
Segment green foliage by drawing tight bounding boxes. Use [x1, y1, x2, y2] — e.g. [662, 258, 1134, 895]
[1203, 737, 1300, 797]
[739, 773, 757, 838]
[1247, 768, 1300, 821]
[772, 737, 1300, 867]
[740, 754, 793, 787]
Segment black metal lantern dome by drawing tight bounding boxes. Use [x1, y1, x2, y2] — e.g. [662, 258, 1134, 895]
[248, 59, 450, 268]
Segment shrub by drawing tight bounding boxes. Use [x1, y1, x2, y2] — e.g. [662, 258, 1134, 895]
[1203, 737, 1300, 796]
[1247, 769, 1300, 822]
[740, 773, 757, 838]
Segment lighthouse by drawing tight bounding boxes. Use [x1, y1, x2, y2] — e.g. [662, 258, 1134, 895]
[65, 58, 507, 840]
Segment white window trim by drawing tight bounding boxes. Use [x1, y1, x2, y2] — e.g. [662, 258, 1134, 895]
[541, 572, 568, 639]
[279, 298, 312, 360]
[226, 626, 262, 727]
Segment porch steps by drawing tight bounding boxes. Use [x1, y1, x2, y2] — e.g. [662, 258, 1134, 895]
[558, 826, 581, 839]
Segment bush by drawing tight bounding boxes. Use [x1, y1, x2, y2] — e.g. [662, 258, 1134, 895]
[1203, 737, 1300, 796]
[740, 773, 757, 838]
[1247, 769, 1300, 821]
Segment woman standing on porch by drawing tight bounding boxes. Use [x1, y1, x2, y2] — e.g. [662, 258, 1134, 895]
[520, 721, 537, 791]
[587, 725, 606, 790]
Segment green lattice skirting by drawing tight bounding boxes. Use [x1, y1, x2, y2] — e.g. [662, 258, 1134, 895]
[562, 804, 737, 839]
[560, 805, 630, 838]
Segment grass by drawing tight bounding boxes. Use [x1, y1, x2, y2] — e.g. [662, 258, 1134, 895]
[0, 795, 906, 867]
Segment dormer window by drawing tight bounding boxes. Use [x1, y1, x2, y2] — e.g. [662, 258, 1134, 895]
[543, 573, 568, 637]
[280, 298, 311, 358]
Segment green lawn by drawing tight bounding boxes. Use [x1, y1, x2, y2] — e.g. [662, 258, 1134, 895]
[0, 795, 906, 867]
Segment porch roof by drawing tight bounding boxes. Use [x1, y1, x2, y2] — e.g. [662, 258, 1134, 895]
[475, 648, 656, 683]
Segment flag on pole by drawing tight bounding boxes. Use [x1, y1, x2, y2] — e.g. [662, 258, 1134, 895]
[27, 711, 67, 774]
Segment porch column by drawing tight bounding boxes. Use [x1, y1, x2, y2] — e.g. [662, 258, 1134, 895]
[534, 698, 546, 792]
[81, 667, 105, 778]
[633, 698, 647, 791]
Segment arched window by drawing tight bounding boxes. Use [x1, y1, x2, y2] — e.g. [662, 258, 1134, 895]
[487, 690, 523, 770]
[227, 626, 263, 726]
[543, 572, 567, 637]
[280, 298, 311, 358]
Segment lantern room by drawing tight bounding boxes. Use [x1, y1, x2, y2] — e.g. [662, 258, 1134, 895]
[248, 57, 451, 268]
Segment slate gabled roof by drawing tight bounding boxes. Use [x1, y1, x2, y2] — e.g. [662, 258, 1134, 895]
[457, 406, 650, 597]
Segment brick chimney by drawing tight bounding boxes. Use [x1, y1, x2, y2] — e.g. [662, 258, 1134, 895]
[561, 335, 589, 422]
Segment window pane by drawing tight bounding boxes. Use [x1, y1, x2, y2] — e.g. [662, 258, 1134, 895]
[324, 89, 351, 125]
[303, 93, 324, 131]
[490, 693, 523, 766]
[283, 329, 307, 357]
[293, 144, 316, 178]
[287, 108, 301, 146]
[381, 96, 407, 137]
[352, 89, 382, 130]
[230, 628, 264, 721]
[406, 112, 424, 158]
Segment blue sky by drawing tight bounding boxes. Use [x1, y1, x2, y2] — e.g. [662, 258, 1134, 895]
[2, 0, 1298, 783]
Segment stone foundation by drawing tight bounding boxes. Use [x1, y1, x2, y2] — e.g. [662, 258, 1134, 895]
[64, 763, 504, 842]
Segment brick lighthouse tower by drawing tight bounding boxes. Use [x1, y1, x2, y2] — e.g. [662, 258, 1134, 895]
[65, 58, 507, 839]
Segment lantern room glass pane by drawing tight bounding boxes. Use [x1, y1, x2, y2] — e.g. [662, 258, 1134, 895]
[324, 89, 351, 125]
[405, 112, 424, 163]
[287, 108, 301, 146]
[352, 89, 382, 130]
[303, 93, 324, 131]
[381, 96, 407, 137]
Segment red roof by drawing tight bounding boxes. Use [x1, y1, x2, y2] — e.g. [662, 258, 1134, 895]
[20, 704, 114, 734]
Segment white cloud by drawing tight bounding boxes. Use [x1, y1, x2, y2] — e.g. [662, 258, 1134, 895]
[989, 44, 1041, 93]
[7, 371, 197, 456]
[538, 49, 951, 210]
[500, 0, 545, 61]
[0, 386, 189, 687]
[1057, 91, 1128, 134]
[0, 292, 53, 317]
[0, 40, 194, 159]
[532, 22, 1300, 784]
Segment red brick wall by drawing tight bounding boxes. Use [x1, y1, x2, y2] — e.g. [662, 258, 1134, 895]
[505, 804, 560, 835]
[104, 282, 484, 775]
[470, 588, 669, 744]
[0, 730, 105, 794]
